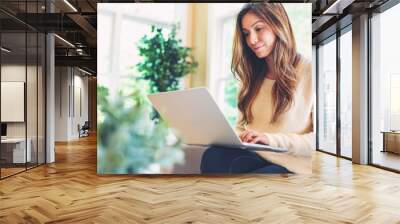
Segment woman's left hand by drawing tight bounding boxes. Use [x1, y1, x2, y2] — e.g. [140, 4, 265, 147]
[239, 129, 269, 145]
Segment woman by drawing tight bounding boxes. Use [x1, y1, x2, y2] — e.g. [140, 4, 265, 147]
[201, 3, 314, 174]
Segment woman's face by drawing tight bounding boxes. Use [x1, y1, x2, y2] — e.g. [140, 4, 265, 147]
[241, 12, 277, 59]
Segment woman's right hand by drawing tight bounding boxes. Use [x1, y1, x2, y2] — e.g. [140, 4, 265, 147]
[239, 129, 269, 145]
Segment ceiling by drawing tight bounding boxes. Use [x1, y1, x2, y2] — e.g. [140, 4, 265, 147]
[1, 0, 99, 74]
[0, 0, 393, 75]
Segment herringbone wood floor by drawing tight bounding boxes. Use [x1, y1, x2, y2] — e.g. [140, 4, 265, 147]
[1, 135, 400, 223]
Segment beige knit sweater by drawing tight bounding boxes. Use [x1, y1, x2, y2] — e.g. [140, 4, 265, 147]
[236, 58, 314, 174]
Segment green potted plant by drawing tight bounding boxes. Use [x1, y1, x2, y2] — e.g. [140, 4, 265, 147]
[136, 24, 198, 93]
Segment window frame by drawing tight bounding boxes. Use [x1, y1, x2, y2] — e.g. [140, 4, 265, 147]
[368, 0, 400, 173]
[315, 24, 353, 161]
[207, 4, 243, 126]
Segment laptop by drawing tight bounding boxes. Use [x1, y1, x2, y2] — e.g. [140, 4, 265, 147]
[147, 87, 287, 153]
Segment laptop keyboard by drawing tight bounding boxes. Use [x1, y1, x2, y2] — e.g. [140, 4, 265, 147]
[241, 142, 287, 152]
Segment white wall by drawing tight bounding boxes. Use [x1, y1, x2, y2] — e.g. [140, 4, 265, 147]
[72, 73, 89, 138]
[55, 66, 69, 141]
[54, 67, 89, 141]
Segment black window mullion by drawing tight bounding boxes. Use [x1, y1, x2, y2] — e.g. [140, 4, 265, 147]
[336, 29, 341, 157]
[25, 0, 28, 171]
[367, 11, 373, 165]
[44, 31, 47, 164]
[43, 0, 47, 164]
[36, 0, 39, 167]
[316, 45, 319, 150]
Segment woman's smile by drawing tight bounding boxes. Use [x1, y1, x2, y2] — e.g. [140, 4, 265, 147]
[253, 44, 265, 51]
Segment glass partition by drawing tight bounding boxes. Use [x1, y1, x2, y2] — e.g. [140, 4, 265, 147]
[27, 0, 38, 170]
[0, 1, 46, 179]
[1, 31, 27, 177]
[38, 32, 45, 165]
[27, 31, 38, 169]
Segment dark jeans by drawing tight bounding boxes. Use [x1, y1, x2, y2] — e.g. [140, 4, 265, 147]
[200, 146, 292, 174]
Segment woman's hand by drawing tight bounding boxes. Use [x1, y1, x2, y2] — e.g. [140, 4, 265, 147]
[239, 129, 269, 145]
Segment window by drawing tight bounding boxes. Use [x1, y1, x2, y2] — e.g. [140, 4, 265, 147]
[207, 4, 243, 127]
[119, 18, 166, 75]
[371, 3, 400, 171]
[390, 74, 400, 130]
[218, 17, 238, 126]
[316, 25, 353, 159]
[340, 28, 352, 158]
[317, 37, 337, 154]
[97, 3, 187, 95]
[97, 11, 113, 74]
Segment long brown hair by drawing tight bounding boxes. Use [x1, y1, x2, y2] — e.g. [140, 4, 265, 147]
[232, 3, 300, 124]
